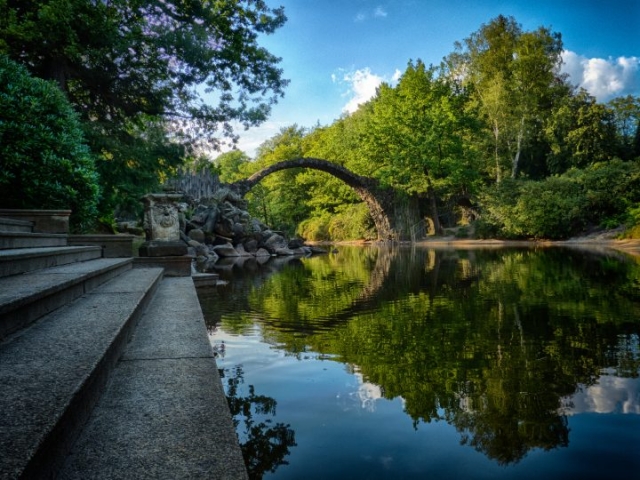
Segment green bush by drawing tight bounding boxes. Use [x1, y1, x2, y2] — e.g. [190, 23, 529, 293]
[297, 215, 331, 241]
[571, 159, 640, 227]
[0, 55, 100, 231]
[478, 179, 522, 239]
[297, 203, 376, 241]
[514, 177, 588, 239]
[479, 177, 588, 239]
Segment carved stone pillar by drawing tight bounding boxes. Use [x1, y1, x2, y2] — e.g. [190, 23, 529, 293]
[136, 194, 190, 275]
[142, 193, 183, 242]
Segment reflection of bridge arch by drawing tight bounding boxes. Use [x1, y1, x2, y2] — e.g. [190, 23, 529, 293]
[229, 158, 397, 241]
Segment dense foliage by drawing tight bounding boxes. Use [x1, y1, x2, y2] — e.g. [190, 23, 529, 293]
[214, 15, 639, 241]
[2, 5, 637, 239]
[0, 0, 288, 216]
[0, 55, 99, 231]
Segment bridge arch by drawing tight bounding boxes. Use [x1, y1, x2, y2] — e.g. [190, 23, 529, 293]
[229, 157, 397, 241]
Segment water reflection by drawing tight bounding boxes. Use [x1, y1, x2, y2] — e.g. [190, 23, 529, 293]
[223, 365, 297, 479]
[565, 374, 640, 415]
[200, 245, 640, 477]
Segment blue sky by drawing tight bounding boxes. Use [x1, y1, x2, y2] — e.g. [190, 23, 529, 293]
[228, 0, 640, 157]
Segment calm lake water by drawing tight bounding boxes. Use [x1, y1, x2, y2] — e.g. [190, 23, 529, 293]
[198, 245, 640, 480]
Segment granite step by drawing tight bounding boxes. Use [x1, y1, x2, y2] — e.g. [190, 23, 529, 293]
[0, 267, 164, 480]
[0, 257, 133, 340]
[0, 217, 33, 234]
[0, 246, 102, 278]
[0, 232, 68, 250]
[59, 277, 248, 480]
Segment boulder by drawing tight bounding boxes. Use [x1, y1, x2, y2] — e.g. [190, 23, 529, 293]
[275, 247, 295, 256]
[234, 243, 254, 257]
[191, 205, 209, 224]
[214, 216, 234, 237]
[206, 249, 219, 264]
[288, 237, 305, 249]
[195, 255, 219, 273]
[255, 248, 271, 257]
[232, 222, 246, 238]
[189, 240, 209, 256]
[243, 238, 258, 253]
[263, 233, 288, 252]
[203, 207, 219, 233]
[211, 243, 240, 257]
[188, 228, 205, 243]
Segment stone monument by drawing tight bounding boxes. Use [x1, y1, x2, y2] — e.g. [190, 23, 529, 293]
[136, 193, 190, 275]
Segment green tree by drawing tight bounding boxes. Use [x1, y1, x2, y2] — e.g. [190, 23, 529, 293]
[0, 0, 288, 213]
[248, 125, 310, 234]
[608, 95, 640, 160]
[448, 15, 565, 182]
[545, 89, 617, 173]
[362, 60, 479, 234]
[0, 55, 99, 231]
[215, 150, 252, 183]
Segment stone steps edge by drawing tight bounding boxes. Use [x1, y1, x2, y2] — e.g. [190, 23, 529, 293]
[2, 267, 164, 480]
[0, 246, 103, 278]
[0, 258, 134, 341]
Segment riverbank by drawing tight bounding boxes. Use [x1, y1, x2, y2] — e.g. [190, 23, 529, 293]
[307, 236, 640, 259]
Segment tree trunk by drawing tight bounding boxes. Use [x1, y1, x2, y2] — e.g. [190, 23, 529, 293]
[511, 116, 525, 178]
[46, 56, 69, 95]
[428, 186, 443, 236]
[493, 120, 501, 184]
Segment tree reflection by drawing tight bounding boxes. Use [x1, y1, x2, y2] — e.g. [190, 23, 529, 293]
[206, 246, 640, 466]
[223, 365, 297, 479]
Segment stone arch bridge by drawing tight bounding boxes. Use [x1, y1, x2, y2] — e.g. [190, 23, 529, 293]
[229, 157, 420, 241]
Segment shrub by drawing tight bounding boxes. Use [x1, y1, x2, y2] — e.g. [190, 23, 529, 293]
[297, 213, 331, 241]
[514, 177, 588, 239]
[479, 177, 588, 239]
[327, 203, 376, 241]
[297, 203, 376, 241]
[0, 55, 100, 231]
[478, 179, 522, 239]
[572, 159, 640, 227]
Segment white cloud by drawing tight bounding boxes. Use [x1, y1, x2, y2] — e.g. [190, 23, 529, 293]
[355, 6, 388, 22]
[562, 373, 640, 415]
[561, 50, 640, 102]
[336, 67, 400, 114]
[341, 68, 384, 113]
[374, 6, 388, 18]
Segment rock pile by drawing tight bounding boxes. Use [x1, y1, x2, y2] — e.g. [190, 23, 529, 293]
[179, 188, 324, 272]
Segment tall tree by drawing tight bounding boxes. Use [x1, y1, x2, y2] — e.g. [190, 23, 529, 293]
[0, 0, 288, 212]
[544, 89, 617, 173]
[362, 60, 479, 234]
[214, 150, 252, 183]
[448, 15, 565, 182]
[607, 95, 640, 160]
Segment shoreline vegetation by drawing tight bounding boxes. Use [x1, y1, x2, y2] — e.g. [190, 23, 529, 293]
[307, 235, 640, 258]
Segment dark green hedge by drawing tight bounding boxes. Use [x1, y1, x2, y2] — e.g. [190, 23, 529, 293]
[0, 55, 100, 231]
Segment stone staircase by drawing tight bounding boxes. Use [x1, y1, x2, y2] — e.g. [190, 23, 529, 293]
[0, 213, 246, 479]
